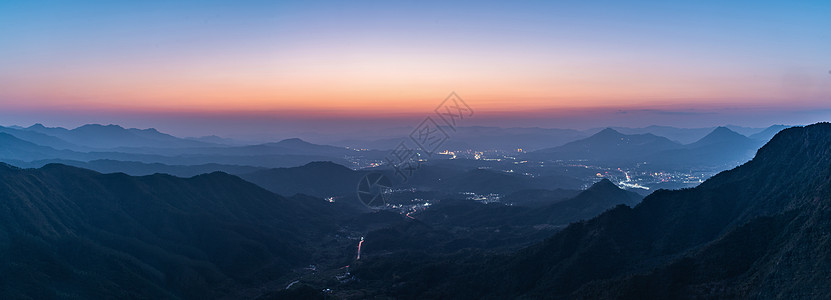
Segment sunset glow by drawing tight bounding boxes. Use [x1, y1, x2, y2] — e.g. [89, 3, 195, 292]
[1, 1, 830, 135]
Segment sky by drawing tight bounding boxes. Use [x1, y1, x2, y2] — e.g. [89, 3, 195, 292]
[1, 0, 830, 139]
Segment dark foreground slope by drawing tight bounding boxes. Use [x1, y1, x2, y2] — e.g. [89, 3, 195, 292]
[0, 164, 347, 299]
[353, 123, 831, 299]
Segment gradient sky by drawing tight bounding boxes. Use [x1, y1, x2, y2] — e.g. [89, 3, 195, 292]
[1, 0, 830, 138]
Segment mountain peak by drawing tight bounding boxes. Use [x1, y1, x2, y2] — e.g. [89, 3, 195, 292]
[276, 137, 311, 145]
[690, 126, 749, 146]
[711, 126, 735, 134]
[587, 178, 620, 192]
[595, 128, 622, 137]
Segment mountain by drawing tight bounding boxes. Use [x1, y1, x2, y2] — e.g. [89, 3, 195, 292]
[609, 125, 714, 144]
[724, 124, 768, 136]
[116, 137, 376, 161]
[1, 127, 361, 169]
[354, 122, 831, 299]
[749, 124, 792, 142]
[528, 127, 762, 170]
[7, 159, 265, 177]
[442, 126, 588, 151]
[528, 128, 683, 163]
[525, 178, 642, 225]
[0, 163, 350, 299]
[23, 123, 218, 149]
[686, 126, 754, 148]
[0, 125, 83, 150]
[0, 132, 85, 161]
[649, 126, 760, 168]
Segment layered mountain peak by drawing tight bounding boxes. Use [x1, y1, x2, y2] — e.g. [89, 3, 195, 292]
[275, 137, 312, 146]
[597, 127, 621, 135]
[691, 126, 750, 146]
[594, 128, 623, 137]
[710, 125, 737, 135]
[574, 177, 641, 208]
[586, 178, 619, 192]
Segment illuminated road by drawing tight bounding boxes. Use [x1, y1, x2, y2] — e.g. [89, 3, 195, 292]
[357, 237, 364, 260]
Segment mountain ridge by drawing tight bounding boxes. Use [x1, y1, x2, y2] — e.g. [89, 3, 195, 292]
[352, 122, 831, 299]
[0, 162, 350, 299]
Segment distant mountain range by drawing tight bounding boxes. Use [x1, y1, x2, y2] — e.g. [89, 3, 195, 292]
[24, 123, 218, 149]
[528, 126, 768, 169]
[529, 128, 683, 162]
[0, 123, 790, 172]
[0, 124, 379, 169]
[334, 125, 786, 151]
[350, 122, 831, 299]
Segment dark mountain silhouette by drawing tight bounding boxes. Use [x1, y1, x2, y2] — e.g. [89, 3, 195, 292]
[0, 163, 349, 299]
[528, 128, 683, 163]
[354, 122, 831, 299]
[526, 178, 642, 225]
